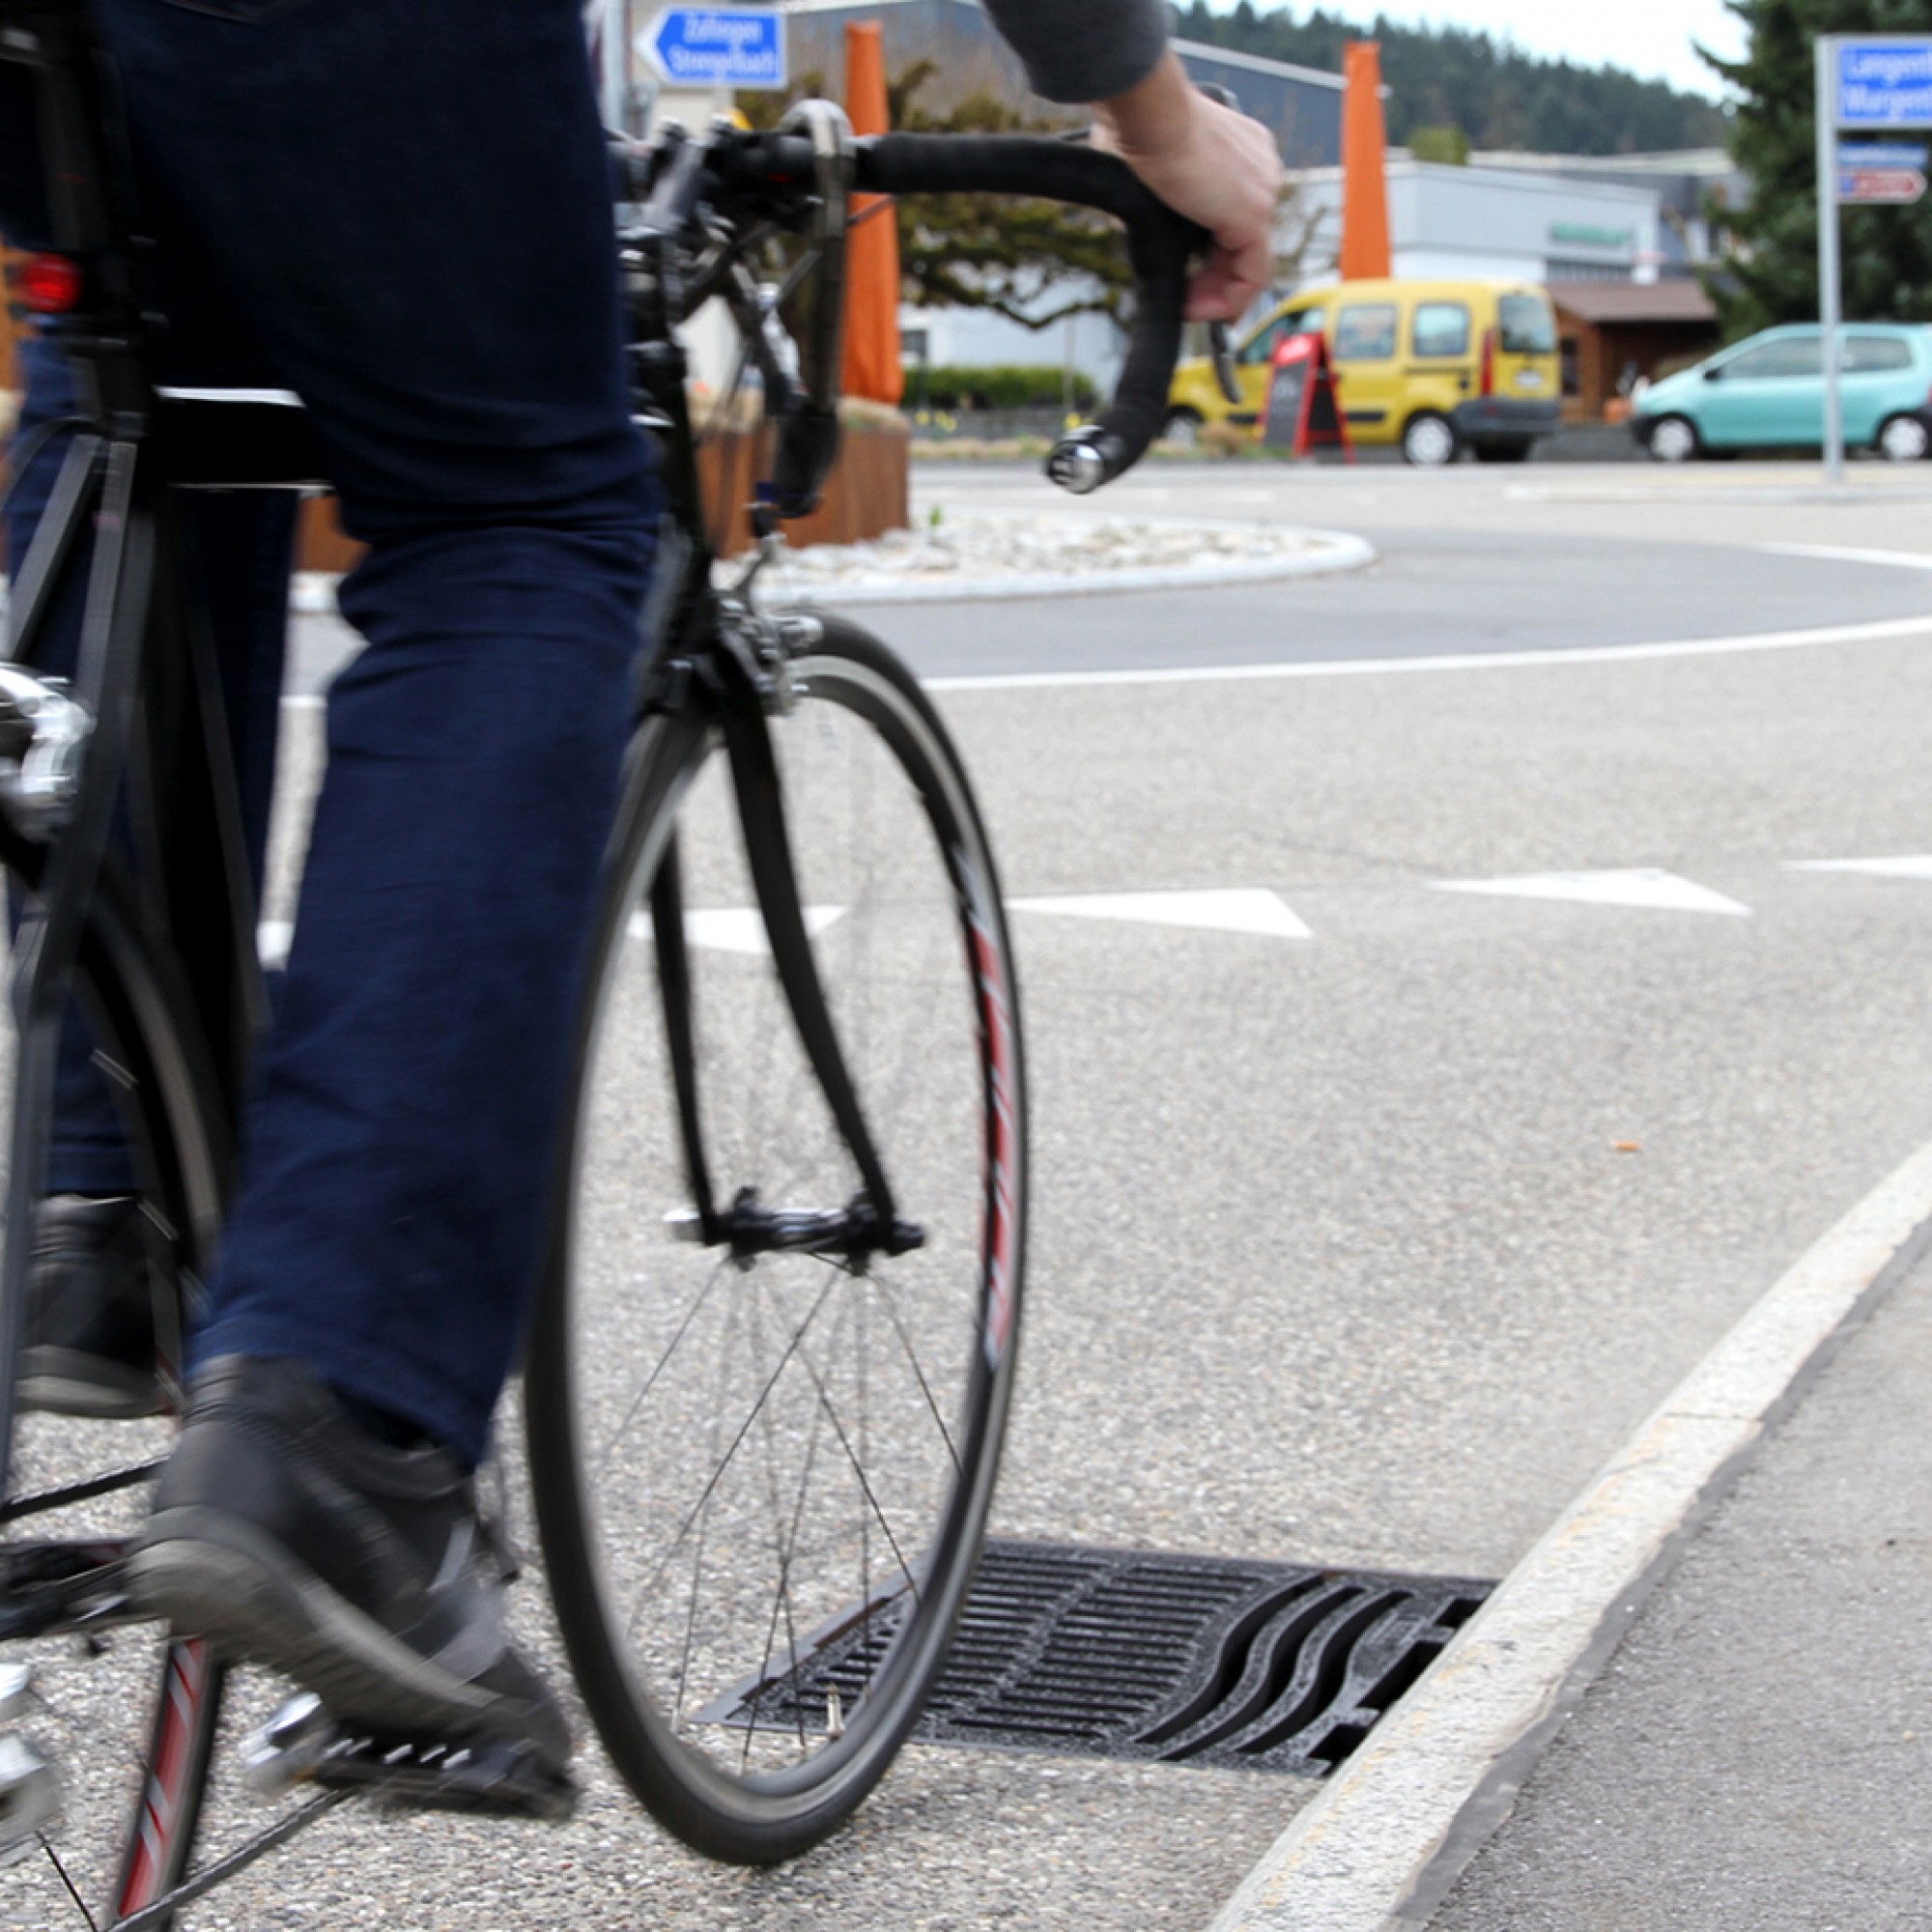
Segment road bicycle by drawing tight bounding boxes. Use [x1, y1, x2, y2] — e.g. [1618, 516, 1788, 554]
[0, 6, 1204, 1922]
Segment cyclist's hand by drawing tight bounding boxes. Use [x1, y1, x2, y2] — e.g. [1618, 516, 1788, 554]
[1093, 51, 1285, 323]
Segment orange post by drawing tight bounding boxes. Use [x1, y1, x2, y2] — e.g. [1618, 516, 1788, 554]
[0, 246, 21, 399]
[840, 22, 903, 405]
[1339, 42, 1391, 282]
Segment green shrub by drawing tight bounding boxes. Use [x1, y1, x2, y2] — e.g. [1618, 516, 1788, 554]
[908, 364, 1099, 411]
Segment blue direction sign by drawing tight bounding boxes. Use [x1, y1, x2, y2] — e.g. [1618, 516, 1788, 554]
[642, 6, 785, 87]
[1837, 41, 1932, 129]
[1839, 139, 1930, 168]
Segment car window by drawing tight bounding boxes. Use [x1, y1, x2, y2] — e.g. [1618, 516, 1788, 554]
[1841, 335, 1914, 373]
[1237, 308, 1324, 365]
[1723, 337, 1822, 379]
[1498, 293, 1556, 355]
[1411, 301, 1470, 358]
[1334, 302, 1398, 361]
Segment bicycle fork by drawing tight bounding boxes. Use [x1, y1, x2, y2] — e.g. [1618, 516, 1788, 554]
[646, 611, 923, 1271]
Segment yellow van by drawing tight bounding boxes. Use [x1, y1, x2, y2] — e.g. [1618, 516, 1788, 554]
[1168, 278, 1562, 465]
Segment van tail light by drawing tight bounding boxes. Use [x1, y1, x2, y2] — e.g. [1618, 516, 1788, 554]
[16, 253, 84, 315]
[1479, 326, 1497, 398]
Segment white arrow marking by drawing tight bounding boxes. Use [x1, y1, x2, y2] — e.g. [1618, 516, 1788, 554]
[1008, 888, 1313, 939]
[1787, 855, 1932, 880]
[1432, 868, 1751, 917]
[627, 906, 845, 956]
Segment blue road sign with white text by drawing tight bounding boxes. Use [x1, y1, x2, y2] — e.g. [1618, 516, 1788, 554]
[1837, 41, 1932, 129]
[642, 7, 785, 87]
[1839, 139, 1930, 167]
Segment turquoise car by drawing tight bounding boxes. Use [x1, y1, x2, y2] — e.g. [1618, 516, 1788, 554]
[1631, 323, 1932, 462]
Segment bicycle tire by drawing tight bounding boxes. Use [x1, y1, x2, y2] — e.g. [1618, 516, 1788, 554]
[527, 612, 1026, 1864]
[0, 824, 229, 1929]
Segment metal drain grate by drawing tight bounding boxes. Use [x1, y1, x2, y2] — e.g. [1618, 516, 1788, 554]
[703, 1539, 1492, 1775]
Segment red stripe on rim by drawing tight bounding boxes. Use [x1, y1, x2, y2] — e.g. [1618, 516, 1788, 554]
[116, 1639, 212, 1917]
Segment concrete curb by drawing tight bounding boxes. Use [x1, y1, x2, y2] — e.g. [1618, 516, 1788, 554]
[290, 527, 1377, 618]
[784, 526, 1376, 605]
[1207, 1133, 1932, 1932]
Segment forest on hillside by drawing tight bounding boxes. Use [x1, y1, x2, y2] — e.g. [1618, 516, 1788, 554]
[1174, 2, 1731, 155]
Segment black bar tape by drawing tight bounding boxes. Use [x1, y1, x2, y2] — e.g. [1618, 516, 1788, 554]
[709, 133, 1202, 490]
[856, 136, 1201, 489]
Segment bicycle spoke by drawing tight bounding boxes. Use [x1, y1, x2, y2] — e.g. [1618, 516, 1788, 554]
[868, 1268, 964, 1474]
[41, 1833, 101, 1932]
[626, 1264, 840, 1612]
[594, 1250, 732, 1475]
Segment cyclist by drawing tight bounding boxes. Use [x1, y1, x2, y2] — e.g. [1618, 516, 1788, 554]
[0, 0, 1281, 1780]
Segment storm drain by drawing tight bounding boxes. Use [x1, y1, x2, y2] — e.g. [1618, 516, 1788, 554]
[712, 1539, 1492, 1775]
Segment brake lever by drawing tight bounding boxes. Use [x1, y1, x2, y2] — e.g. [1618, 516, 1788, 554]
[1209, 322, 1239, 404]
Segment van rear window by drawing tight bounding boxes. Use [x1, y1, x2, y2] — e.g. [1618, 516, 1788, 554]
[1498, 294, 1556, 355]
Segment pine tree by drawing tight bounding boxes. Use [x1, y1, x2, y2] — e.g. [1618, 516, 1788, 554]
[1173, 4, 1726, 153]
[1707, 0, 1932, 333]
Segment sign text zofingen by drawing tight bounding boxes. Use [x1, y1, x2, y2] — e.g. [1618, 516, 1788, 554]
[641, 7, 786, 88]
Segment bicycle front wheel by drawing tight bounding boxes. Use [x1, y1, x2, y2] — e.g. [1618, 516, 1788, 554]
[527, 612, 1026, 1863]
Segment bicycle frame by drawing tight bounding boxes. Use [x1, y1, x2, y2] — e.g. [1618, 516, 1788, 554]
[0, 4, 1129, 1903]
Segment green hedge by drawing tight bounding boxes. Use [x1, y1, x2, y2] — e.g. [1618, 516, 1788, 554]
[909, 363, 1099, 411]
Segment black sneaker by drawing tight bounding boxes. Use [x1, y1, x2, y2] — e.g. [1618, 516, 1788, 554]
[21, 1193, 166, 1419]
[128, 1355, 570, 1774]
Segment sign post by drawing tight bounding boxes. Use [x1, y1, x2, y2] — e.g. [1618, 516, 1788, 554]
[1816, 36, 1932, 482]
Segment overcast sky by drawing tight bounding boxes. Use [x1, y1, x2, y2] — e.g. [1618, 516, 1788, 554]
[1193, 0, 1747, 99]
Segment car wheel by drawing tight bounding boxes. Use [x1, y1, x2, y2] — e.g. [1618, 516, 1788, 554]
[1646, 414, 1700, 463]
[1402, 412, 1459, 467]
[1877, 413, 1931, 462]
[1163, 408, 1205, 450]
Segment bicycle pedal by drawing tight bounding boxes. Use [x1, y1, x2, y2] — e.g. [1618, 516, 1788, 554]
[0, 1731, 62, 1866]
[243, 1694, 576, 1822]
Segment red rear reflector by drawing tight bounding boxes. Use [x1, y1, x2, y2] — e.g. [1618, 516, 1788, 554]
[17, 253, 83, 315]
[1479, 326, 1496, 399]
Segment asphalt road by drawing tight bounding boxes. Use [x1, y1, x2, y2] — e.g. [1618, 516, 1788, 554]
[83, 464, 1932, 1930]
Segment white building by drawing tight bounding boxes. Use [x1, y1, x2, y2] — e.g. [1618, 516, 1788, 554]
[1285, 156, 1665, 289]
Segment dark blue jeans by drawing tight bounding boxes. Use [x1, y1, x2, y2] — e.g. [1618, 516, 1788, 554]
[1, 0, 660, 1465]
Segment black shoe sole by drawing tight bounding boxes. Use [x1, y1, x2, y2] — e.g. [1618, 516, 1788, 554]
[20, 1347, 164, 1420]
[128, 1507, 567, 1767]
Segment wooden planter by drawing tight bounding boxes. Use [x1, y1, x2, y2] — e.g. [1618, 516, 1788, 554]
[297, 423, 908, 575]
[695, 423, 909, 557]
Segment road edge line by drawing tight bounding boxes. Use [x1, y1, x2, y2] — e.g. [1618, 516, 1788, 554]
[1206, 1132, 1932, 1932]
[926, 612, 1932, 692]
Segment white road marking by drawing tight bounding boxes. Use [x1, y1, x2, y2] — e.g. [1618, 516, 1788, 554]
[1759, 541, 1932, 571]
[625, 905, 844, 956]
[922, 612, 1932, 693]
[1008, 888, 1313, 939]
[1209, 1133, 1932, 1932]
[1431, 868, 1751, 917]
[1787, 854, 1932, 880]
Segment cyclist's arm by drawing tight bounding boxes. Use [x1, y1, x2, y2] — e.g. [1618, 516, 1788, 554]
[979, 2, 1284, 323]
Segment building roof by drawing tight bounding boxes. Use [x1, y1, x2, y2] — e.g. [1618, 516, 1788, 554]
[1471, 148, 1734, 177]
[1170, 36, 1344, 93]
[1548, 280, 1717, 324]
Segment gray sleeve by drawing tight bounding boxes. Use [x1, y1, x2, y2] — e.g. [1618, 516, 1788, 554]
[980, 0, 1170, 104]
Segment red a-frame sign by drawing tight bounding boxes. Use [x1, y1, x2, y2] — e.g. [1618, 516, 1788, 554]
[1260, 329, 1353, 460]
